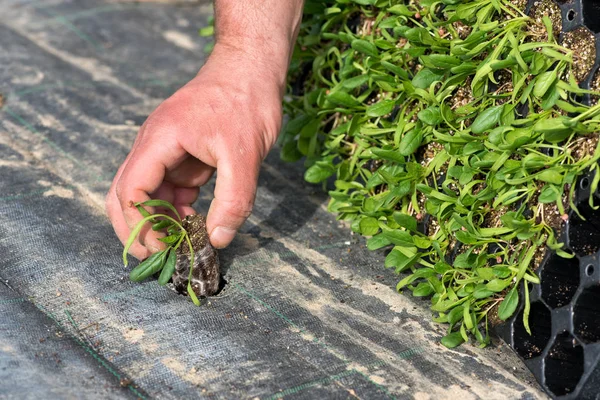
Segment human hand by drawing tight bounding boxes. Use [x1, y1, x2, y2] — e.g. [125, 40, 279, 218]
[106, 44, 285, 259]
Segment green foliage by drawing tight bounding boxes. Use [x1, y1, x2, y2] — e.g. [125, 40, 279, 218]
[282, 0, 600, 347]
[123, 200, 201, 306]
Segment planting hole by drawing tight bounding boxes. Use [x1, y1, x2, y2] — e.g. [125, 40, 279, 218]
[567, 9, 576, 22]
[213, 276, 229, 297]
[586, 264, 595, 276]
[544, 332, 584, 396]
[574, 285, 600, 343]
[580, 177, 590, 190]
[541, 253, 579, 308]
[568, 201, 600, 256]
[513, 302, 552, 360]
[583, 0, 600, 33]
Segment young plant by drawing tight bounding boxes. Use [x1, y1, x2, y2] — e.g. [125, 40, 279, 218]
[122, 199, 201, 306]
[280, 0, 600, 347]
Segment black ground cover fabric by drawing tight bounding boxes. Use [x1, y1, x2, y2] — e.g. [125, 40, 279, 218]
[0, 1, 547, 398]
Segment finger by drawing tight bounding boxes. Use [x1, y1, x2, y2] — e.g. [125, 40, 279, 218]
[106, 123, 156, 259]
[150, 185, 200, 219]
[106, 184, 153, 260]
[173, 186, 200, 207]
[165, 157, 215, 187]
[206, 152, 261, 248]
[116, 140, 178, 254]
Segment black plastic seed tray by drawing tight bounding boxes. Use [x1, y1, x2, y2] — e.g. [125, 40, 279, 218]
[496, 173, 600, 399]
[495, 1, 600, 398]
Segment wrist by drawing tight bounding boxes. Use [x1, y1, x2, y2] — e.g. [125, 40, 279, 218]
[209, 40, 291, 96]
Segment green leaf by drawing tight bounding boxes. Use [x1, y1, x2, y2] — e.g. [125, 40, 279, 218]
[398, 129, 423, 156]
[455, 230, 477, 244]
[366, 100, 395, 117]
[351, 39, 379, 57]
[123, 214, 179, 267]
[413, 236, 431, 249]
[533, 70, 557, 98]
[326, 91, 360, 108]
[137, 199, 182, 221]
[537, 169, 563, 185]
[421, 54, 461, 70]
[187, 282, 201, 306]
[198, 26, 214, 37]
[538, 185, 559, 203]
[129, 249, 169, 282]
[472, 284, 494, 299]
[384, 249, 420, 272]
[441, 331, 466, 348]
[447, 306, 464, 325]
[523, 281, 531, 335]
[534, 117, 573, 143]
[412, 68, 444, 89]
[388, 4, 413, 16]
[305, 163, 335, 183]
[418, 106, 442, 126]
[158, 234, 181, 245]
[434, 261, 452, 274]
[342, 75, 370, 89]
[463, 303, 474, 329]
[152, 219, 172, 231]
[135, 204, 152, 218]
[392, 213, 417, 232]
[470, 106, 502, 134]
[476, 268, 496, 281]
[281, 140, 303, 162]
[359, 217, 380, 236]
[299, 118, 320, 138]
[371, 149, 404, 163]
[413, 282, 434, 297]
[158, 249, 177, 286]
[382, 229, 414, 247]
[498, 285, 519, 320]
[367, 234, 392, 250]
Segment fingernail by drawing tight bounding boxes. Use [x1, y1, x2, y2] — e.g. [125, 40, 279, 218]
[210, 226, 236, 249]
[148, 244, 161, 253]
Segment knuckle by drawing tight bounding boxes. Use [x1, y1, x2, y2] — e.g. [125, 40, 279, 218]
[222, 198, 254, 220]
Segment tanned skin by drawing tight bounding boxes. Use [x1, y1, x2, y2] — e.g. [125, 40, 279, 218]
[106, 1, 304, 259]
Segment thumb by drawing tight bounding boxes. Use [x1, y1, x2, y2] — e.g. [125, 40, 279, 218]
[206, 153, 260, 248]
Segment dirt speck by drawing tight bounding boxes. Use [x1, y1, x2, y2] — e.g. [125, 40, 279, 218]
[123, 328, 144, 344]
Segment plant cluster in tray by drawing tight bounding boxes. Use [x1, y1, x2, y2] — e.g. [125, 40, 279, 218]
[280, 0, 600, 347]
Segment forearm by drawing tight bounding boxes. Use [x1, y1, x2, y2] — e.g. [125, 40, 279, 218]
[213, 0, 304, 91]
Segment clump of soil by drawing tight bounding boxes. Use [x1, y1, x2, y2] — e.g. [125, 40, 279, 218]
[0, 94, 4, 108]
[561, 27, 596, 83]
[418, 141, 445, 168]
[450, 77, 474, 110]
[492, 70, 514, 101]
[529, 0, 563, 40]
[570, 134, 600, 160]
[452, 21, 472, 40]
[171, 214, 221, 297]
[510, 0, 528, 12]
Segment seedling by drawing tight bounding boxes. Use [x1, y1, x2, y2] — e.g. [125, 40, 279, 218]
[281, 0, 600, 347]
[122, 199, 201, 306]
